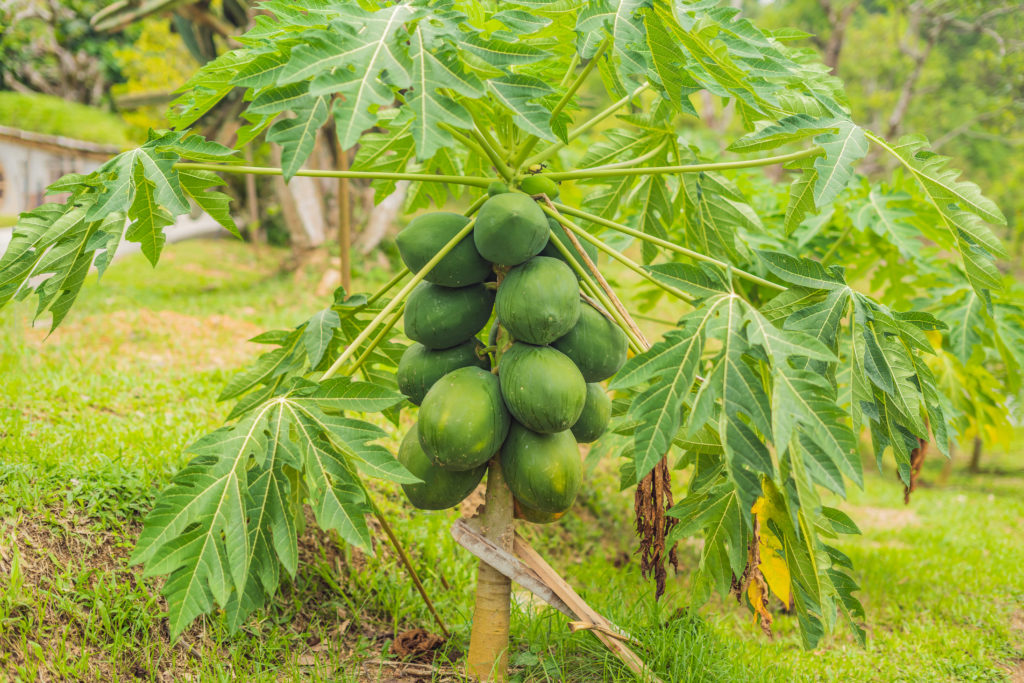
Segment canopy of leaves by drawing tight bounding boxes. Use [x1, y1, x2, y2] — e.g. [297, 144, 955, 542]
[0, 0, 1014, 649]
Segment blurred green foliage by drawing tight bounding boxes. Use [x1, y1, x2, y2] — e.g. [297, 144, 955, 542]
[750, 0, 1023, 246]
[0, 91, 133, 147]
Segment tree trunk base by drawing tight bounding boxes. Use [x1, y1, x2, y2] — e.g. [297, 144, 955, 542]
[466, 459, 514, 681]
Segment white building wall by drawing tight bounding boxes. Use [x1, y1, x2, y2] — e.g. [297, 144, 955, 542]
[0, 140, 105, 216]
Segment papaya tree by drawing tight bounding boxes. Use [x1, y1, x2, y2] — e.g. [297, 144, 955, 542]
[0, 0, 1015, 680]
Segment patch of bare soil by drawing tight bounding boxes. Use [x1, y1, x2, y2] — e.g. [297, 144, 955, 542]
[350, 659, 467, 683]
[1004, 659, 1024, 683]
[26, 309, 264, 372]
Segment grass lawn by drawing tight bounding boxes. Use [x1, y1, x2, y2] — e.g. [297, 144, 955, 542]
[1, 239, 1021, 682]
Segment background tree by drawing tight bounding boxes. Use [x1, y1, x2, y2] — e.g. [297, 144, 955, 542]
[753, 0, 1024, 240]
[0, 0, 135, 105]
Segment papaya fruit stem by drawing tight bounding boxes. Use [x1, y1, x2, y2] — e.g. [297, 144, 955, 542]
[543, 203, 651, 347]
[470, 125, 514, 181]
[542, 225, 645, 353]
[551, 208, 693, 305]
[466, 458, 515, 681]
[438, 122, 494, 166]
[321, 219, 477, 381]
[172, 162, 496, 188]
[464, 193, 489, 217]
[550, 201, 787, 292]
[365, 267, 410, 307]
[349, 303, 405, 377]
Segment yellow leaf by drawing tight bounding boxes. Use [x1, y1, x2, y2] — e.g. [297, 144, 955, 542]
[751, 495, 792, 606]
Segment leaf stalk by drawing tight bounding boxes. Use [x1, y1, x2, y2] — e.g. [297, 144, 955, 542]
[544, 147, 821, 181]
[321, 219, 477, 381]
[551, 202, 786, 292]
[173, 162, 495, 188]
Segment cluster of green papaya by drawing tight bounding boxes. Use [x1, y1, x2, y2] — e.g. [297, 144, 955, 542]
[394, 186, 628, 524]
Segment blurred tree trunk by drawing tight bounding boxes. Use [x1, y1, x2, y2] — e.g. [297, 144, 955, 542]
[816, 0, 862, 73]
[356, 182, 409, 255]
[968, 436, 983, 474]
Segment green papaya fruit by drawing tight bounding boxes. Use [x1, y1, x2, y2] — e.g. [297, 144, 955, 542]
[403, 282, 494, 350]
[397, 340, 490, 405]
[496, 256, 581, 345]
[571, 383, 611, 443]
[552, 303, 628, 382]
[501, 422, 581, 514]
[473, 193, 548, 266]
[395, 212, 492, 287]
[487, 181, 509, 197]
[398, 423, 487, 510]
[419, 366, 510, 471]
[499, 343, 586, 433]
[519, 174, 560, 199]
[539, 217, 599, 277]
[514, 498, 567, 524]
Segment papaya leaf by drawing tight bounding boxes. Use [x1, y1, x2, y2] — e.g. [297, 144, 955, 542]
[812, 121, 867, 206]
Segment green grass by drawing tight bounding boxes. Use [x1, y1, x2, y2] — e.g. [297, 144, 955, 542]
[0, 91, 135, 148]
[1, 239, 1021, 681]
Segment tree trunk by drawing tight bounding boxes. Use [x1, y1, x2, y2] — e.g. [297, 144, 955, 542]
[270, 147, 313, 257]
[466, 459, 515, 681]
[885, 12, 944, 139]
[337, 144, 352, 292]
[937, 441, 955, 486]
[818, 0, 862, 74]
[968, 436, 983, 474]
[356, 182, 410, 255]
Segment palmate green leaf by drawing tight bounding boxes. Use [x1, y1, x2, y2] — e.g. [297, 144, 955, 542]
[302, 308, 342, 368]
[757, 250, 847, 290]
[487, 75, 558, 142]
[870, 133, 1006, 296]
[643, 262, 730, 300]
[218, 329, 305, 402]
[283, 6, 417, 148]
[461, 31, 551, 68]
[772, 367, 860, 495]
[812, 121, 868, 206]
[850, 188, 919, 258]
[784, 161, 819, 235]
[577, 0, 650, 83]
[687, 295, 773, 511]
[266, 95, 330, 181]
[126, 163, 174, 265]
[178, 169, 240, 237]
[132, 414, 261, 638]
[643, 4, 692, 112]
[167, 51, 250, 129]
[667, 482, 747, 602]
[728, 114, 838, 153]
[407, 30, 482, 159]
[306, 377, 406, 413]
[132, 391, 413, 637]
[611, 304, 713, 481]
[493, 9, 553, 34]
[679, 174, 756, 264]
